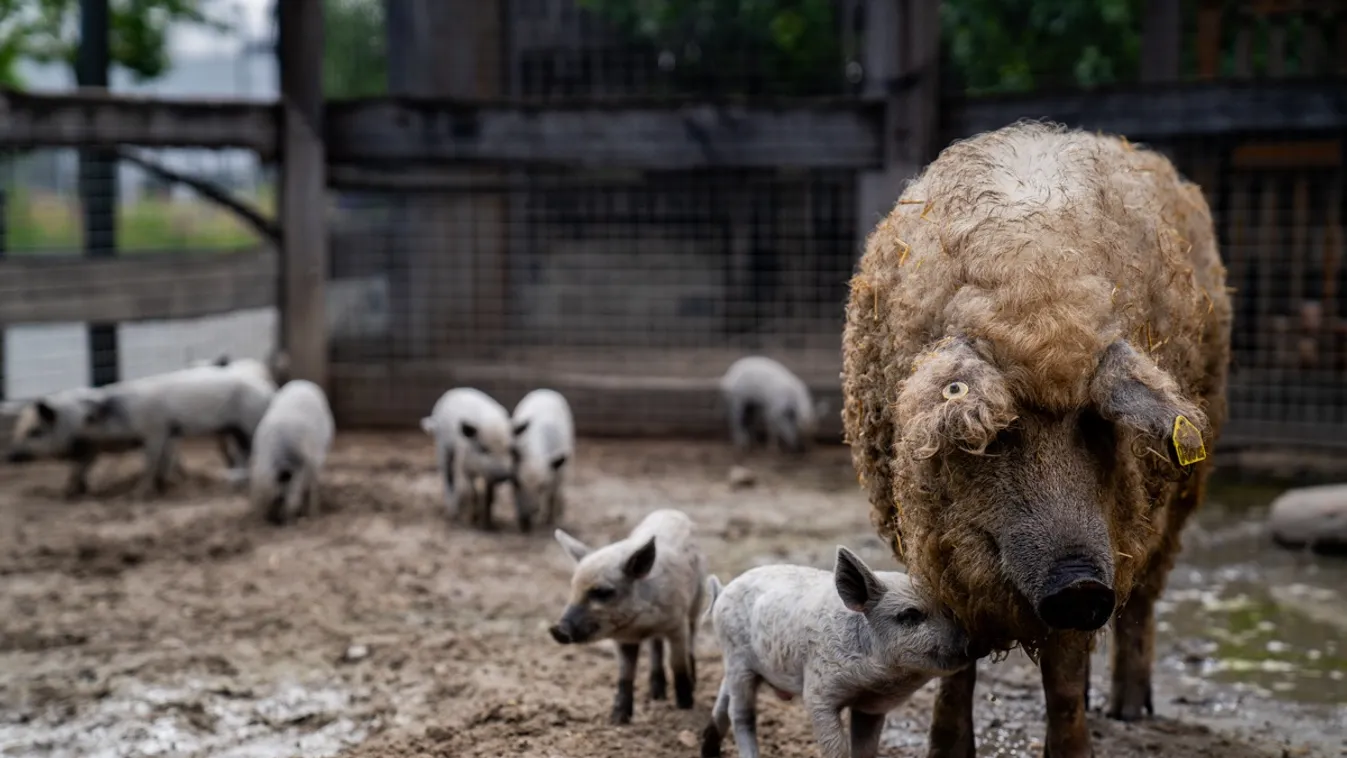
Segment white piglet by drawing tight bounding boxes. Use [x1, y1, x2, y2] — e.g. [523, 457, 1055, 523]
[700, 547, 974, 758]
[719, 356, 827, 454]
[549, 509, 707, 725]
[421, 387, 515, 530]
[5, 387, 140, 497]
[187, 353, 281, 471]
[69, 365, 274, 498]
[510, 388, 575, 532]
[249, 379, 335, 525]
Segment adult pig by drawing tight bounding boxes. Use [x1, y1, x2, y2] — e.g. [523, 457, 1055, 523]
[841, 120, 1231, 758]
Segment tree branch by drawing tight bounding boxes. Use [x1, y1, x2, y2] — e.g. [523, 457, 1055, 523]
[115, 147, 282, 245]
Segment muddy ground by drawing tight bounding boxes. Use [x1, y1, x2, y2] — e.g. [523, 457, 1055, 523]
[1, 434, 1342, 758]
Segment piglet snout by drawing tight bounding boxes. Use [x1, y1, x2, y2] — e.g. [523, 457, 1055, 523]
[1036, 556, 1115, 632]
[548, 624, 573, 644]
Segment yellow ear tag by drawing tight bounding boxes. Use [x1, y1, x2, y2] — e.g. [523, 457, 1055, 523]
[1171, 415, 1207, 466]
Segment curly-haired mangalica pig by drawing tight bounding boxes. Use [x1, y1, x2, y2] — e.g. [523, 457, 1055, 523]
[698, 547, 972, 758]
[841, 121, 1231, 758]
[549, 508, 707, 725]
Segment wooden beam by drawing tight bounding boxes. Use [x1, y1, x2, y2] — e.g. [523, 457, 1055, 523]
[325, 98, 886, 169]
[278, 0, 329, 391]
[1231, 139, 1342, 169]
[0, 89, 278, 158]
[0, 248, 278, 324]
[946, 81, 1347, 141]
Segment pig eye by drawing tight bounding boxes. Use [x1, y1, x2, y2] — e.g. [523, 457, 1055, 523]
[942, 382, 969, 400]
[895, 608, 926, 626]
[588, 586, 617, 602]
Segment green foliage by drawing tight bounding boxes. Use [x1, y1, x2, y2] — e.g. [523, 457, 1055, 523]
[941, 0, 1142, 94]
[575, 0, 844, 96]
[0, 0, 226, 87]
[323, 0, 386, 100]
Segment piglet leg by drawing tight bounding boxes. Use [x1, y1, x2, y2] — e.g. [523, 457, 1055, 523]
[805, 701, 848, 758]
[611, 642, 640, 725]
[648, 637, 668, 701]
[850, 709, 886, 758]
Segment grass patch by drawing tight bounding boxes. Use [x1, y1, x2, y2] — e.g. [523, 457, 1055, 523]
[2, 187, 273, 255]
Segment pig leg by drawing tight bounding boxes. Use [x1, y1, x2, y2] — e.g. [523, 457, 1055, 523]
[1040, 633, 1093, 758]
[849, 709, 886, 758]
[440, 444, 460, 520]
[726, 668, 762, 758]
[304, 468, 322, 517]
[804, 699, 848, 758]
[648, 638, 668, 701]
[137, 430, 174, 498]
[611, 642, 641, 725]
[63, 446, 97, 498]
[727, 396, 752, 451]
[700, 676, 731, 758]
[925, 663, 976, 758]
[480, 478, 498, 531]
[668, 625, 696, 708]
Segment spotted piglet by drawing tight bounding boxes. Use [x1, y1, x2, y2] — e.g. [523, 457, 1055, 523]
[549, 508, 707, 724]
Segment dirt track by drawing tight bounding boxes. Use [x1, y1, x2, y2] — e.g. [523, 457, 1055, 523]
[1, 434, 1340, 758]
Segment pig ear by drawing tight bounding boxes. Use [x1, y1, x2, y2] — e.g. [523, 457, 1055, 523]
[554, 528, 592, 564]
[512, 419, 531, 437]
[34, 400, 57, 425]
[623, 536, 658, 580]
[1089, 340, 1209, 467]
[549, 453, 568, 471]
[834, 546, 886, 614]
[460, 421, 479, 439]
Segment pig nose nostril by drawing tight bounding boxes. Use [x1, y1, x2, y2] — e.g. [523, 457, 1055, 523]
[548, 625, 572, 645]
[1036, 577, 1116, 631]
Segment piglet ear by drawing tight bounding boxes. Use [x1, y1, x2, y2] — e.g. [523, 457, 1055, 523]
[34, 400, 57, 424]
[1089, 340, 1209, 468]
[554, 528, 592, 564]
[623, 536, 658, 580]
[834, 545, 885, 613]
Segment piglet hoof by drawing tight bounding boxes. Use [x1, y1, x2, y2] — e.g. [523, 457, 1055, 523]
[650, 670, 668, 701]
[610, 680, 635, 725]
[699, 721, 723, 757]
[674, 673, 695, 709]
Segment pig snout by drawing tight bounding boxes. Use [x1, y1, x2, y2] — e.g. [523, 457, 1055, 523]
[549, 604, 597, 645]
[1035, 555, 1116, 632]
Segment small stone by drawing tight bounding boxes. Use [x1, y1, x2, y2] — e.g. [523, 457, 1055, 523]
[677, 729, 699, 748]
[342, 643, 370, 662]
[728, 466, 757, 489]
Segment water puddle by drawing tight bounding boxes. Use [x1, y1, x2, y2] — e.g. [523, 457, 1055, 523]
[1160, 479, 1347, 707]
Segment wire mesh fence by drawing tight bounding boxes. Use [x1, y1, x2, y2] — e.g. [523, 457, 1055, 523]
[0, 145, 276, 402]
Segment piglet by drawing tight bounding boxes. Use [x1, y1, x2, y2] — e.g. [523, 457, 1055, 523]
[719, 355, 827, 454]
[549, 508, 707, 724]
[248, 379, 335, 525]
[700, 546, 973, 758]
[509, 388, 575, 531]
[420, 387, 515, 529]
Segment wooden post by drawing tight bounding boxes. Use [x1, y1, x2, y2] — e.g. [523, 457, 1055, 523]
[1141, 0, 1182, 83]
[278, 0, 328, 389]
[384, 0, 507, 361]
[78, 0, 119, 387]
[855, 0, 941, 257]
